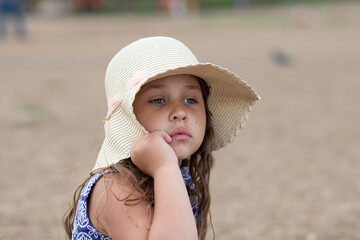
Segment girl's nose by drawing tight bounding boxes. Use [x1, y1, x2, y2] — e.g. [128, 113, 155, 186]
[170, 104, 187, 121]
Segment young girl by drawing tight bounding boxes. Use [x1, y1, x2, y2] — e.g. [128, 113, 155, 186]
[63, 36, 260, 240]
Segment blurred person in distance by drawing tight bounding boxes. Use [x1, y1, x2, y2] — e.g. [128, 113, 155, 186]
[0, 0, 27, 40]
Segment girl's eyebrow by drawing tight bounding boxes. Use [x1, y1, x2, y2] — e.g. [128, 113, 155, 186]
[146, 84, 166, 90]
[185, 85, 201, 91]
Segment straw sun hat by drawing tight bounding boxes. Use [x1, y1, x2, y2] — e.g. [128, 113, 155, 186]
[94, 36, 260, 170]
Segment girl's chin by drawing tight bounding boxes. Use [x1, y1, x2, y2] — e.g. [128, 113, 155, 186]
[176, 154, 192, 166]
[172, 146, 198, 166]
[173, 152, 186, 165]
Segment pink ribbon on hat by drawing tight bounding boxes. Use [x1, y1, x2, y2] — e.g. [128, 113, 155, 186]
[104, 70, 150, 135]
[127, 70, 150, 89]
[103, 95, 123, 134]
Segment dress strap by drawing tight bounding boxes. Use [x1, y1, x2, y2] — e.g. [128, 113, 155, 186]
[181, 167, 200, 229]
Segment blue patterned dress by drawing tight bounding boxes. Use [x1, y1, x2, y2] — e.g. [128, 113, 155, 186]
[72, 168, 199, 240]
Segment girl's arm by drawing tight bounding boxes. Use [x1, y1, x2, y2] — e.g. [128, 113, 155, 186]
[89, 130, 198, 240]
[148, 162, 198, 240]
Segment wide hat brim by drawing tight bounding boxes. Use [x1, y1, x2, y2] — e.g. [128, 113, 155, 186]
[95, 63, 259, 170]
[94, 36, 260, 170]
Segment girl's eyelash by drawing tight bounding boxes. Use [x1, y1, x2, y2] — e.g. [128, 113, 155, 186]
[149, 98, 165, 104]
[184, 98, 198, 104]
[149, 97, 198, 104]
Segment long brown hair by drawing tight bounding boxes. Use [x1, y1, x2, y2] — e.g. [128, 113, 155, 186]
[63, 78, 214, 240]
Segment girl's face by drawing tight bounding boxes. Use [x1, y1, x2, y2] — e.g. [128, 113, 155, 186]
[133, 74, 206, 163]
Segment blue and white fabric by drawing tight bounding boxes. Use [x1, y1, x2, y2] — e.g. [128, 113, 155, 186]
[72, 168, 199, 239]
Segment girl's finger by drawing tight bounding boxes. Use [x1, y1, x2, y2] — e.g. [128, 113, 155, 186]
[160, 131, 172, 144]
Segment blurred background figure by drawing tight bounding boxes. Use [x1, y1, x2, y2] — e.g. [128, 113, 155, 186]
[71, 0, 105, 11]
[0, 0, 27, 40]
[157, 0, 199, 17]
[167, 0, 187, 17]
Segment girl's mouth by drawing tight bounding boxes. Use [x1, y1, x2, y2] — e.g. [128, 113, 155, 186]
[170, 128, 190, 141]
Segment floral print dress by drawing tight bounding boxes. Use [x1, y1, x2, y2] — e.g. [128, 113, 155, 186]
[72, 168, 199, 240]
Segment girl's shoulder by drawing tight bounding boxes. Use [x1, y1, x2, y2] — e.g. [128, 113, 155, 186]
[88, 172, 152, 239]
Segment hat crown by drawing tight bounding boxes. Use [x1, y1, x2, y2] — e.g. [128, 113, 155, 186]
[105, 36, 199, 103]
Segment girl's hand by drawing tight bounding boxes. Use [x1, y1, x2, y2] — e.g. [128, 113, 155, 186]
[130, 130, 179, 177]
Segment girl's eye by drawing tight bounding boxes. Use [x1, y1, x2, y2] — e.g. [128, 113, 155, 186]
[184, 98, 197, 104]
[150, 98, 165, 104]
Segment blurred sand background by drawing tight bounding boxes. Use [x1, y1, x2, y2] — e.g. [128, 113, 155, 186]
[1, 1, 360, 239]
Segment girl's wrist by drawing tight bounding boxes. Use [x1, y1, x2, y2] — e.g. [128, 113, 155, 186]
[152, 163, 180, 179]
